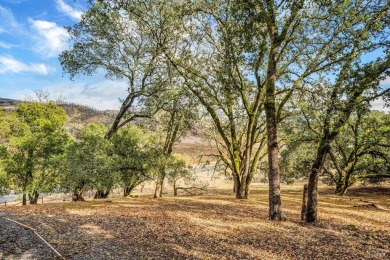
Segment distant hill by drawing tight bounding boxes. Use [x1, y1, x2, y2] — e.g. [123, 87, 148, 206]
[0, 98, 20, 112]
[0, 97, 206, 160]
[55, 101, 117, 136]
[0, 97, 117, 136]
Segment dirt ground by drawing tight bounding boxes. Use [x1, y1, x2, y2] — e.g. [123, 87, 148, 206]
[0, 183, 389, 259]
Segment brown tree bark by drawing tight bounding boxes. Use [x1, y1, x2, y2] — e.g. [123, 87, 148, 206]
[264, 40, 285, 220]
[154, 169, 166, 198]
[233, 179, 237, 193]
[73, 189, 84, 201]
[235, 174, 248, 199]
[22, 193, 27, 206]
[306, 140, 330, 222]
[335, 181, 343, 195]
[153, 181, 162, 198]
[301, 184, 308, 221]
[173, 182, 178, 196]
[73, 183, 85, 201]
[28, 190, 39, 205]
[94, 189, 110, 199]
[124, 183, 138, 197]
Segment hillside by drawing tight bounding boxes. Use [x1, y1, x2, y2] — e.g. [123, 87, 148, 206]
[0, 98, 20, 112]
[0, 97, 205, 158]
[0, 97, 117, 136]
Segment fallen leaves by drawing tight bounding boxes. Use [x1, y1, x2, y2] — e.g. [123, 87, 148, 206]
[0, 185, 389, 259]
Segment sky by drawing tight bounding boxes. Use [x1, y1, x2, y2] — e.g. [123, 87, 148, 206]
[0, 0, 388, 111]
[0, 0, 127, 110]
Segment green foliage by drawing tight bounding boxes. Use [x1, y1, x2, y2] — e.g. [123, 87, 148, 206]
[0, 102, 69, 200]
[61, 123, 116, 193]
[0, 167, 10, 196]
[59, 0, 390, 208]
[60, 0, 172, 137]
[166, 155, 192, 185]
[280, 89, 390, 194]
[111, 125, 158, 195]
[323, 109, 390, 194]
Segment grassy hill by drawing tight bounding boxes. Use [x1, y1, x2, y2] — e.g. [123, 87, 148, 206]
[0, 97, 117, 136]
[0, 98, 20, 112]
[0, 97, 208, 161]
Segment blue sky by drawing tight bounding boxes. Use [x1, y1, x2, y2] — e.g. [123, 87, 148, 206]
[0, 0, 388, 111]
[0, 0, 127, 109]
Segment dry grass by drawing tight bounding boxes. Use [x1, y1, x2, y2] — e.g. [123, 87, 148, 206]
[1, 183, 389, 259]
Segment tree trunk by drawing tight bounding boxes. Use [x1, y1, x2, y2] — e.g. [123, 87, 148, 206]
[233, 178, 237, 193]
[264, 38, 284, 220]
[73, 186, 85, 201]
[338, 184, 349, 196]
[154, 180, 162, 198]
[154, 169, 166, 198]
[265, 107, 284, 219]
[22, 193, 27, 206]
[335, 181, 343, 195]
[244, 173, 253, 199]
[306, 140, 330, 222]
[29, 190, 39, 205]
[338, 168, 355, 196]
[301, 184, 308, 221]
[236, 176, 248, 199]
[124, 187, 131, 197]
[158, 177, 164, 198]
[124, 184, 137, 197]
[94, 189, 110, 199]
[173, 182, 178, 196]
[105, 94, 136, 140]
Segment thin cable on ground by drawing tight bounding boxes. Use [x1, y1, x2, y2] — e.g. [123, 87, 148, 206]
[3, 217, 65, 259]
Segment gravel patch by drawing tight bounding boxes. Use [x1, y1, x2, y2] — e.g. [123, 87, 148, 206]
[0, 217, 61, 260]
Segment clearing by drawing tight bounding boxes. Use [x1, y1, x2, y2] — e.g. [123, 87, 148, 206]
[0, 183, 389, 259]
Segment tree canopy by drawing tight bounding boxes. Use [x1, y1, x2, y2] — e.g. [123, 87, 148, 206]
[56, 0, 390, 223]
[0, 102, 69, 204]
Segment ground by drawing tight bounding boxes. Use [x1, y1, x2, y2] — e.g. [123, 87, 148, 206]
[0, 183, 389, 259]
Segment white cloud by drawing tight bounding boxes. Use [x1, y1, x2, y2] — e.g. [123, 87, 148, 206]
[2, 0, 29, 3]
[0, 41, 14, 49]
[12, 81, 128, 110]
[56, 0, 83, 21]
[53, 81, 128, 110]
[370, 97, 389, 112]
[29, 18, 69, 57]
[381, 76, 390, 85]
[0, 5, 20, 33]
[0, 55, 54, 75]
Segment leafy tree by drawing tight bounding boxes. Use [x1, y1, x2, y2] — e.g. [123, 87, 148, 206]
[147, 91, 199, 198]
[165, 156, 206, 196]
[59, 0, 169, 139]
[0, 167, 10, 196]
[153, 0, 389, 220]
[61, 0, 390, 222]
[60, 0, 201, 200]
[279, 98, 390, 196]
[324, 109, 390, 195]
[283, 74, 389, 221]
[0, 102, 69, 205]
[61, 123, 115, 201]
[110, 125, 157, 197]
[304, 57, 390, 221]
[0, 110, 17, 138]
[233, 0, 390, 221]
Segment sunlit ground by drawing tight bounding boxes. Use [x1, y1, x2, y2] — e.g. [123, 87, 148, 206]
[1, 181, 389, 259]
